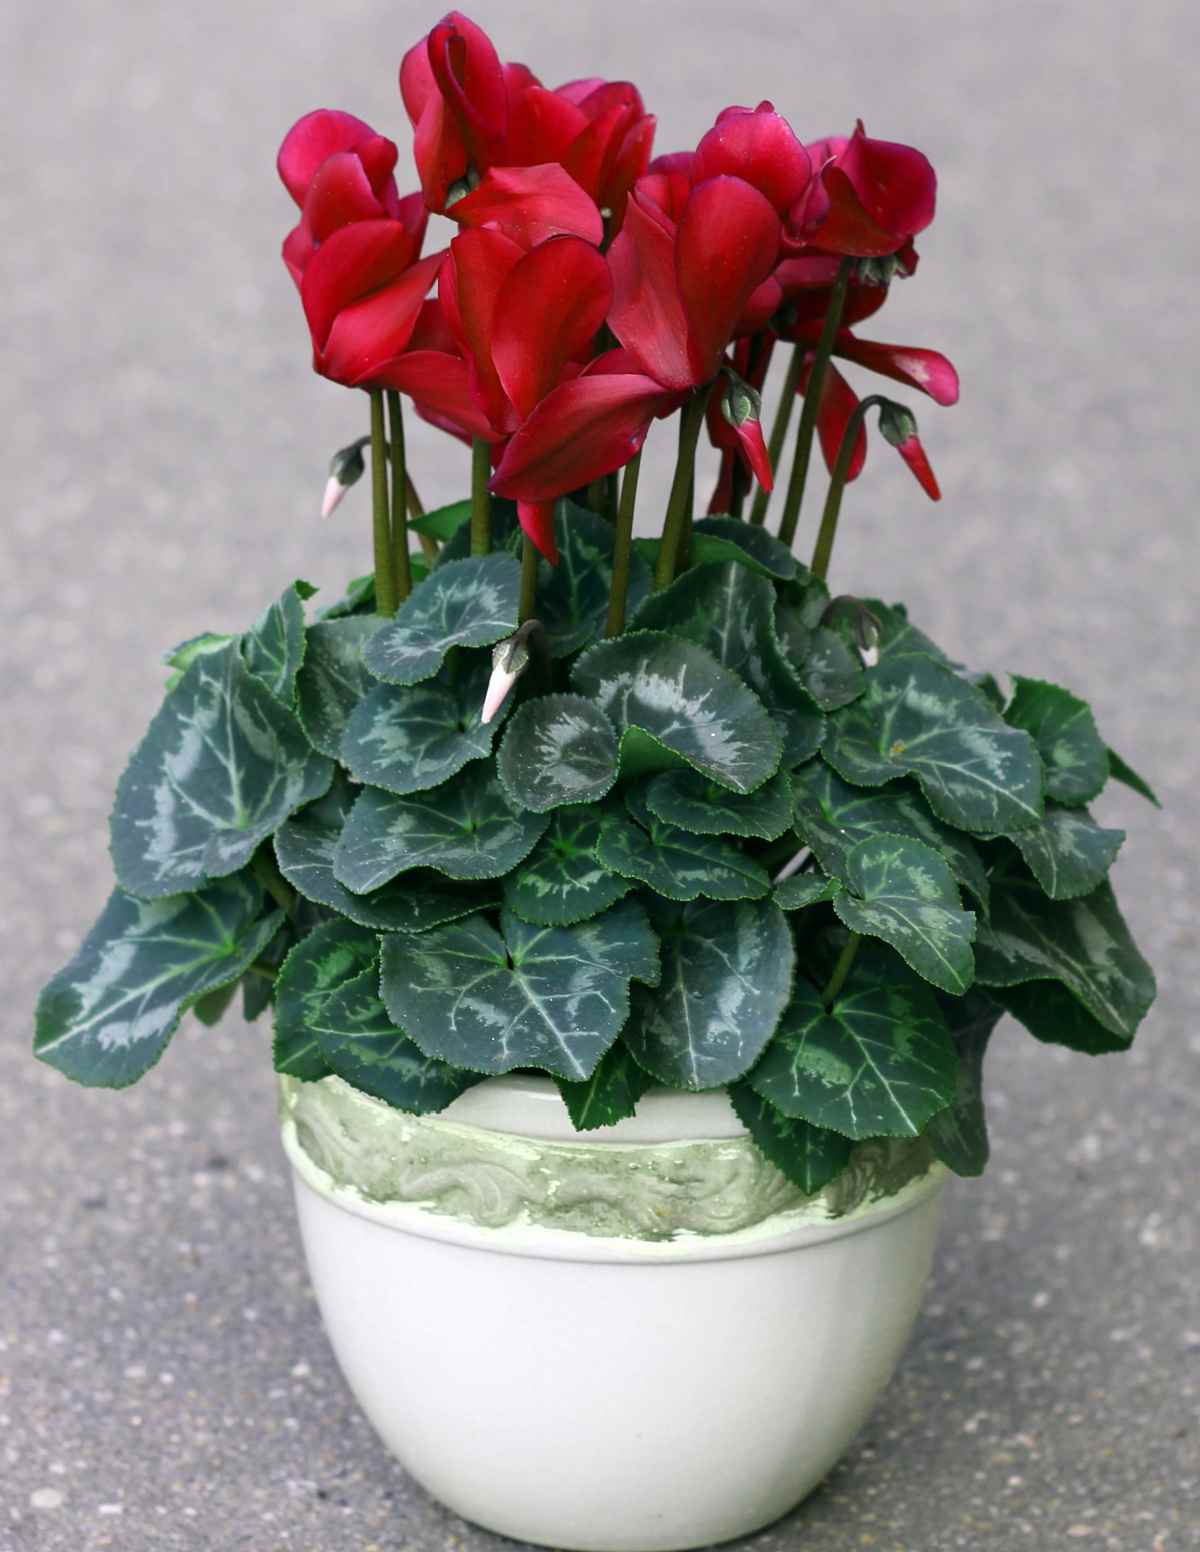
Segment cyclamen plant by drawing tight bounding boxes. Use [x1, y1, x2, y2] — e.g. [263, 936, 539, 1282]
[35, 12, 1158, 1195]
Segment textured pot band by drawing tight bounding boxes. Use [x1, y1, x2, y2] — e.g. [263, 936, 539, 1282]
[281, 1076, 937, 1242]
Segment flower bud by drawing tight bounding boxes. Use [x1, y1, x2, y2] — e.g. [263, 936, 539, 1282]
[854, 253, 903, 288]
[480, 624, 536, 725]
[877, 400, 941, 501]
[821, 596, 881, 668]
[719, 370, 762, 430]
[322, 437, 368, 519]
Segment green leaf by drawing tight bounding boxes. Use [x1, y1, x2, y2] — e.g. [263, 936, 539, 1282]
[242, 924, 291, 1022]
[822, 652, 1044, 835]
[633, 565, 823, 766]
[295, 615, 378, 759]
[867, 601, 959, 666]
[598, 789, 770, 902]
[436, 498, 521, 565]
[192, 980, 239, 1027]
[409, 498, 472, 541]
[242, 580, 315, 703]
[925, 990, 1004, 1176]
[1003, 676, 1109, 807]
[1005, 805, 1124, 900]
[748, 968, 957, 1139]
[1106, 745, 1160, 806]
[380, 901, 660, 1080]
[110, 641, 334, 899]
[163, 631, 235, 691]
[272, 919, 379, 1080]
[728, 1083, 853, 1193]
[34, 877, 282, 1087]
[774, 576, 865, 711]
[275, 777, 488, 932]
[992, 979, 1132, 1056]
[311, 966, 480, 1113]
[791, 760, 992, 913]
[974, 862, 1155, 1047]
[688, 517, 799, 580]
[573, 630, 781, 796]
[624, 897, 794, 1089]
[339, 655, 501, 796]
[535, 501, 653, 658]
[643, 768, 794, 841]
[334, 763, 548, 893]
[362, 555, 520, 687]
[774, 872, 842, 911]
[554, 1042, 653, 1131]
[831, 834, 976, 995]
[503, 804, 632, 926]
[497, 693, 619, 812]
[315, 572, 375, 621]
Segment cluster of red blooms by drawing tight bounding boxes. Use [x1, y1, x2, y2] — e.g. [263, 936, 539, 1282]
[278, 11, 957, 561]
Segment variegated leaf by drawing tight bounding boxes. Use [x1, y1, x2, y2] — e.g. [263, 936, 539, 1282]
[311, 966, 480, 1113]
[554, 1042, 653, 1131]
[688, 516, 799, 580]
[624, 897, 794, 1089]
[774, 872, 842, 911]
[535, 501, 653, 657]
[598, 788, 770, 902]
[774, 575, 864, 711]
[340, 655, 501, 796]
[380, 901, 660, 1081]
[503, 805, 632, 927]
[1005, 805, 1124, 900]
[643, 768, 794, 840]
[974, 862, 1154, 1047]
[497, 694, 619, 812]
[242, 580, 316, 702]
[334, 764, 548, 894]
[748, 971, 956, 1139]
[831, 834, 976, 995]
[925, 990, 1004, 1176]
[362, 555, 520, 686]
[162, 630, 234, 691]
[822, 652, 1044, 835]
[866, 600, 959, 666]
[295, 615, 378, 758]
[272, 919, 379, 1080]
[633, 565, 823, 766]
[110, 640, 333, 899]
[34, 877, 282, 1087]
[791, 760, 991, 913]
[728, 1083, 853, 1194]
[1003, 676, 1109, 807]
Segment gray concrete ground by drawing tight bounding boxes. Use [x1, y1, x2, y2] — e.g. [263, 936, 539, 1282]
[2, 1, 1197, 1547]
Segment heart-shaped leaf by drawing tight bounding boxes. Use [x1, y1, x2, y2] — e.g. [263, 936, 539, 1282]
[791, 760, 991, 913]
[624, 897, 794, 1089]
[774, 872, 842, 911]
[273, 919, 379, 1080]
[242, 580, 316, 702]
[275, 778, 488, 932]
[689, 517, 799, 580]
[831, 833, 976, 995]
[362, 555, 520, 686]
[822, 652, 1044, 835]
[572, 631, 782, 795]
[311, 966, 480, 1113]
[554, 1042, 653, 1131]
[866, 600, 959, 667]
[380, 900, 660, 1081]
[535, 501, 653, 658]
[1004, 805, 1124, 900]
[728, 1083, 853, 1194]
[410, 498, 472, 541]
[774, 575, 865, 711]
[1002, 676, 1109, 807]
[634, 565, 823, 766]
[598, 789, 770, 902]
[163, 631, 234, 691]
[34, 877, 282, 1088]
[111, 640, 333, 899]
[748, 968, 957, 1139]
[643, 768, 794, 841]
[340, 655, 501, 796]
[497, 693, 619, 812]
[295, 615, 378, 758]
[924, 989, 1004, 1176]
[503, 805, 632, 926]
[992, 979, 1131, 1056]
[334, 764, 548, 894]
[974, 860, 1155, 1047]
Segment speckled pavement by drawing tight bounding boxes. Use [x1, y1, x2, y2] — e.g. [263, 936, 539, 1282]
[2, 1, 1197, 1548]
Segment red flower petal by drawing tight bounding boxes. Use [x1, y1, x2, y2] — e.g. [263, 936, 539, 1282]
[801, 358, 867, 482]
[505, 83, 586, 167]
[490, 373, 673, 501]
[607, 189, 693, 390]
[894, 434, 941, 500]
[692, 104, 811, 217]
[492, 237, 612, 419]
[426, 12, 508, 170]
[282, 223, 313, 288]
[377, 349, 498, 441]
[518, 500, 559, 563]
[676, 177, 781, 384]
[302, 152, 391, 244]
[733, 414, 772, 491]
[301, 220, 422, 351]
[604, 114, 657, 223]
[277, 110, 382, 206]
[442, 228, 524, 432]
[318, 251, 446, 387]
[804, 122, 936, 257]
[451, 163, 604, 248]
[832, 333, 959, 406]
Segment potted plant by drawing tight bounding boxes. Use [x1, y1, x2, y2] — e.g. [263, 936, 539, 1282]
[34, 11, 1158, 1551]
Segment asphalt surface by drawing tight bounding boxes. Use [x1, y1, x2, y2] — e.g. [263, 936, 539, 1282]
[2, 1, 1197, 1548]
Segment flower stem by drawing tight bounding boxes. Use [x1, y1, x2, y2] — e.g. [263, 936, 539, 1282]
[369, 389, 397, 616]
[655, 388, 710, 591]
[518, 533, 539, 625]
[822, 932, 861, 1007]
[728, 458, 749, 519]
[470, 437, 491, 556]
[809, 394, 885, 582]
[749, 343, 804, 527]
[404, 472, 439, 566]
[386, 391, 412, 601]
[777, 258, 853, 549]
[605, 448, 643, 636]
[252, 845, 297, 921]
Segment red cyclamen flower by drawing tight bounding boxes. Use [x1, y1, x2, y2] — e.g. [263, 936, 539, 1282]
[789, 121, 936, 257]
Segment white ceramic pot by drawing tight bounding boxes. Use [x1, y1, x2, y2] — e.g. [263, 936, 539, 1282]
[280, 1073, 946, 1552]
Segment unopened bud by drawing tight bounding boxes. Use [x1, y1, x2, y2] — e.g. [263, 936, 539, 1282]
[773, 847, 812, 885]
[821, 596, 881, 668]
[877, 401, 940, 501]
[719, 370, 762, 430]
[854, 253, 902, 288]
[444, 167, 481, 208]
[480, 624, 536, 725]
[322, 438, 368, 518]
